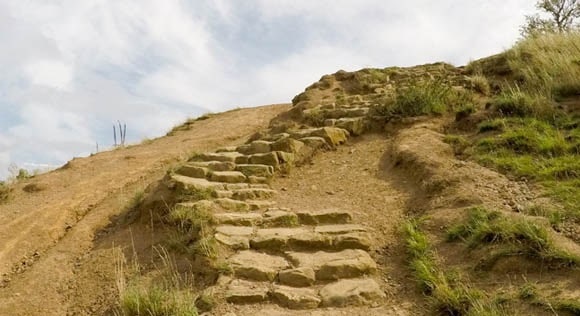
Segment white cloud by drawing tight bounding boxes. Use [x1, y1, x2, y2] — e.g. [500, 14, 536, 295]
[25, 60, 73, 90]
[0, 0, 538, 179]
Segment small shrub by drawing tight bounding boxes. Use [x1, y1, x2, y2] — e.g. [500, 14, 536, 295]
[478, 119, 506, 133]
[491, 90, 554, 119]
[0, 182, 12, 204]
[443, 135, 471, 156]
[469, 75, 491, 96]
[518, 283, 537, 300]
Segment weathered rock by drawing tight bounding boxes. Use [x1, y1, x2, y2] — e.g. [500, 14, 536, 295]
[171, 175, 225, 192]
[235, 164, 274, 178]
[232, 188, 277, 200]
[198, 152, 244, 163]
[271, 138, 305, 154]
[214, 198, 250, 212]
[214, 213, 263, 226]
[248, 176, 269, 184]
[319, 278, 385, 307]
[237, 141, 273, 155]
[190, 161, 236, 171]
[299, 137, 329, 150]
[276, 152, 295, 165]
[247, 200, 277, 210]
[332, 232, 372, 250]
[225, 183, 250, 190]
[213, 190, 234, 199]
[215, 233, 250, 250]
[296, 210, 353, 225]
[216, 146, 237, 153]
[336, 117, 366, 136]
[235, 155, 249, 164]
[323, 119, 336, 126]
[175, 164, 209, 178]
[278, 267, 316, 287]
[175, 200, 216, 213]
[314, 224, 367, 234]
[251, 228, 310, 249]
[290, 127, 349, 147]
[210, 171, 247, 183]
[287, 233, 333, 249]
[225, 279, 270, 304]
[215, 225, 254, 236]
[229, 251, 290, 281]
[286, 249, 377, 280]
[248, 152, 280, 169]
[271, 285, 321, 309]
[263, 209, 299, 227]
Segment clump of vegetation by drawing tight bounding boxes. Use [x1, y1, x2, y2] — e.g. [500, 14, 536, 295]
[116, 248, 198, 316]
[490, 89, 556, 120]
[471, 117, 580, 220]
[447, 207, 579, 267]
[468, 75, 491, 96]
[443, 135, 470, 156]
[0, 181, 12, 204]
[371, 81, 475, 119]
[404, 219, 507, 315]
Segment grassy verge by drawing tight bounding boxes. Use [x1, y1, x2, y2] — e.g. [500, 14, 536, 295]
[447, 207, 579, 268]
[403, 219, 507, 315]
[116, 248, 198, 316]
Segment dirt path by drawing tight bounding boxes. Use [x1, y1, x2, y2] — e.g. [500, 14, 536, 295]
[216, 133, 422, 315]
[0, 104, 290, 316]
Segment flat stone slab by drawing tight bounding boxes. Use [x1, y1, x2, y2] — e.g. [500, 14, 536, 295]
[286, 249, 377, 280]
[237, 141, 273, 155]
[214, 213, 263, 226]
[216, 225, 254, 236]
[271, 285, 321, 309]
[278, 267, 316, 287]
[319, 278, 385, 307]
[299, 137, 328, 149]
[235, 164, 275, 178]
[175, 164, 209, 178]
[210, 171, 247, 183]
[198, 152, 245, 163]
[225, 279, 270, 304]
[229, 251, 290, 281]
[263, 209, 299, 227]
[333, 232, 372, 251]
[215, 233, 250, 250]
[214, 198, 250, 212]
[190, 161, 236, 171]
[171, 175, 225, 191]
[251, 228, 310, 250]
[314, 224, 367, 234]
[289, 127, 349, 147]
[247, 200, 276, 210]
[232, 188, 277, 200]
[296, 210, 353, 225]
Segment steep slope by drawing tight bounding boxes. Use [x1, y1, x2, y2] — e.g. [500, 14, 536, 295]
[0, 104, 290, 315]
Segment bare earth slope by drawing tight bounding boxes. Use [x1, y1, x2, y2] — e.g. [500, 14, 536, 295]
[0, 104, 290, 316]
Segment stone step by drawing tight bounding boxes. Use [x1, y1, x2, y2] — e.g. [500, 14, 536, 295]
[171, 174, 225, 192]
[299, 137, 329, 150]
[229, 251, 290, 281]
[319, 278, 385, 307]
[271, 285, 321, 309]
[296, 210, 353, 225]
[225, 279, 270, 304]
[215, 225, 255, 250]
[288, 127, 349, 147]
[235, 164, 275, 178]
[209, 171, 247, 183]
[286, 249, 377, 281]
[249, 227, 371, 251]
[196, 152, 245, 163]
[321, 107, 369, 119]
[214, 212, 263, 226]
[231, 188, 277, 200]
[188, 160, 236, 171]
[223, 278, 384, 309]
[247, 151, 295, 170]
[335, 117, 367, 136]
[237, 140, 273, 155]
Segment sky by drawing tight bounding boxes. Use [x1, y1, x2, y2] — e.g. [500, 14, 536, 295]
[0, 0, 536, 179]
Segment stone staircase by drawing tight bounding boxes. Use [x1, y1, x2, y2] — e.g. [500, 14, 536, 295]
[168, 125, 386, 311]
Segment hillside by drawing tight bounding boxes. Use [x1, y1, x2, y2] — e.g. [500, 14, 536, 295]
[0, 32, 579, 316]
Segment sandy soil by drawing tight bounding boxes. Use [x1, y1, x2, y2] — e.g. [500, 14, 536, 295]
[0, 104, 290, 316]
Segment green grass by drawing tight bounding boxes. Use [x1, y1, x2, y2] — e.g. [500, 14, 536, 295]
[404, 219, 507, 315]
[470, 117, 580, 220]
[468, 75, 491, 96]
[119, 285, 198, 316]
[490, 89, 557, 121]
[447, 207, 579, 267]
